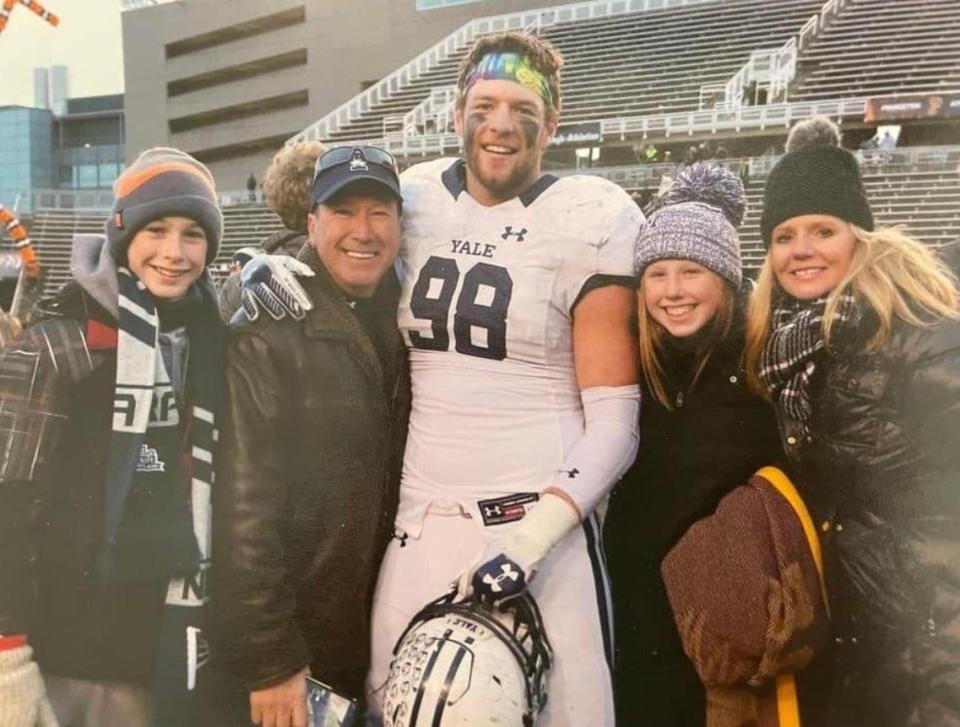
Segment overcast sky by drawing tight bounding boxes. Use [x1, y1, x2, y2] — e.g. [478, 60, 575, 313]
[0, 0, 124, 107]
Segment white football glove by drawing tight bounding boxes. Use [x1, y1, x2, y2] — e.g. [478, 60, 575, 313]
[456, 493, 580, 606]
[237, 252, 315, 322]
[0, 645, 59, 727]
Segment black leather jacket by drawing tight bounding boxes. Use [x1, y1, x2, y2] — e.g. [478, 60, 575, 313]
[211, 246, 410, 700]
[777, 313, 960, 726]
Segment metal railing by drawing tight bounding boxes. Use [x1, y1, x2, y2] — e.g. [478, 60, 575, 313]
[25, 145, 959, 212]
[552, 144, 960, 190]
[30, 189, 115, 212]
[769, 0, 850, 101]
[400, 85, 459, 137]
[602, 97, 868, 140]
[358, 97, 868, 157]
[703, 0, 850, 109]
[721, 49, 780, 108]
[288, 0, 721, 145]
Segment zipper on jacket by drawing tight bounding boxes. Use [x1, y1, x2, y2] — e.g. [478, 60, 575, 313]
[675, 390, 684, 408]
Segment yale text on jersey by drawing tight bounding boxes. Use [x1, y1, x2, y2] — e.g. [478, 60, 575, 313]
[450, 239, 497, 258]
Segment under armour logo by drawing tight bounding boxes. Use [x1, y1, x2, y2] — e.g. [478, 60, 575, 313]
[482, 563, 520, 593]
[482, 504, 503, 519]
[501, 226, 527, 242]
[393, 529, 409, 548]
[349, 149, 369, 172]
[562, 467, 580, 479]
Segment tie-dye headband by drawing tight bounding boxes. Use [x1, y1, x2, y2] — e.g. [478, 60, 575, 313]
[462, 52, 555, 109]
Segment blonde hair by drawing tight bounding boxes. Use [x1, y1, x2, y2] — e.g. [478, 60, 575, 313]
[745, 225, 960, 394]
[638, 280, 736, 409]
[262, 141, 328, 232]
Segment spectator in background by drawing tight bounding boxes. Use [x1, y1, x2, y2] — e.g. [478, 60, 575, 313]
[684, 145, 700, 167]
[697, 139, 716, 161]
[657, 166, 675, 198]
[738, 155, 751, 188]
[219, 141, 327, 322]
[246, 173, 257, 203]
[879, 130, 897, 163]
[860, 135, 880, 165]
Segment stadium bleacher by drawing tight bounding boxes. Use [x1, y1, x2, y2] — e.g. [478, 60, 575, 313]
[325, 0, 826, 142]
[740, 168, 960, 269]
[789, 0, 960, 101]
[29, 159, 958, 289]
[22, 0, 960, 293]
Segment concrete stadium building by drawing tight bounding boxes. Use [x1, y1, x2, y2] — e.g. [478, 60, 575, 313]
[121, 0, 558, 189]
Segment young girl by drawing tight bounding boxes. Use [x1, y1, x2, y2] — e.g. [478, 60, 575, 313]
[746, 116, 960, 726]
[605, 163, 783, 725]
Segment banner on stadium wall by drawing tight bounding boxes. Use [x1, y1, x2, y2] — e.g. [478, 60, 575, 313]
[864, 93, 960, 122]
[551, 121, 602, 147]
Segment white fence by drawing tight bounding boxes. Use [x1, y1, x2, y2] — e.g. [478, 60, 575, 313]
[349, 97, 869, 157]
[289, 0, 721, 145]
[553, 144, 960, 190]
[26, 145, 959, 212]
[706, 0, 851, 109]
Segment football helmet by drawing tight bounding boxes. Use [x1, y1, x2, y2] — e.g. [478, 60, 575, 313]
[381, 590, 553, 726]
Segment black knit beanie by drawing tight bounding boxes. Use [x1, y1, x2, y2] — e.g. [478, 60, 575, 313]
[760, 116, 873, 247]
[105, 147, 223, 264]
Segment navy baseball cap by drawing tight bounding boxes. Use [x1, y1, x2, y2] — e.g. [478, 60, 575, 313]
[311, 146, 402, 206]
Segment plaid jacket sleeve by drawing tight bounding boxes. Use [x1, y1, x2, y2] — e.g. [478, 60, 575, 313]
[0, 319, 92, 635]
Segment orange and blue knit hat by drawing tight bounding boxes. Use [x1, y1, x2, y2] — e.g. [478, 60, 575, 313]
[105, 147, 223, 264]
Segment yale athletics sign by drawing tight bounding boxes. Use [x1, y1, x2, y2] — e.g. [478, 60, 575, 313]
[551, 121, 603, 147]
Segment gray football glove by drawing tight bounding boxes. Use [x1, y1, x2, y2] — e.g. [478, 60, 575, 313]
[237, 251, 315, 322]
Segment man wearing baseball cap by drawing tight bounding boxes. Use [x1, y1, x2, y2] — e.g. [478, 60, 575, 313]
[212, 146, 410, 727]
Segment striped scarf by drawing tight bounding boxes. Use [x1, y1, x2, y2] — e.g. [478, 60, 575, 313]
[96, 267, 225, 723]
[759, 293, 860, 434]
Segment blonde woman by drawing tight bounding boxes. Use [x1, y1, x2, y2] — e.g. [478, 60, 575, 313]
[605, 164, 783, 726]
[746, 116, 960, 726]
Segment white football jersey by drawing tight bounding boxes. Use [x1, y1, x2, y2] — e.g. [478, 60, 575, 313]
[396, 158, 643, 529]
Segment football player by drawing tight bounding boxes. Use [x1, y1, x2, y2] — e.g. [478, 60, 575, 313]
[241, 32, 644, 725]
[367, 32, 643, 726]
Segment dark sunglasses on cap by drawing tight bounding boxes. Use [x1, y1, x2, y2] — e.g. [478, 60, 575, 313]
[313, 145, 399, 183]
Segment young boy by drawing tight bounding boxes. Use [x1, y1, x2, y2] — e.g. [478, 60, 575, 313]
[0, 148, 234, 727]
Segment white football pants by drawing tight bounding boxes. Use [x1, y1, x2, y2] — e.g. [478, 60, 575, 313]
[366, 504, 615, 726]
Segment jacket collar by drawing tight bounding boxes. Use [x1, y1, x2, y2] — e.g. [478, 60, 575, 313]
[441, 159, 559, 206]
[296, 243, 400, 387]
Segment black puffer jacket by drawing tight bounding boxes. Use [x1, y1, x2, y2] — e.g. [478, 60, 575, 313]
[778, 313, 960, 726]
[212, 245, 410, 701]
[604, 313, 783, 726]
